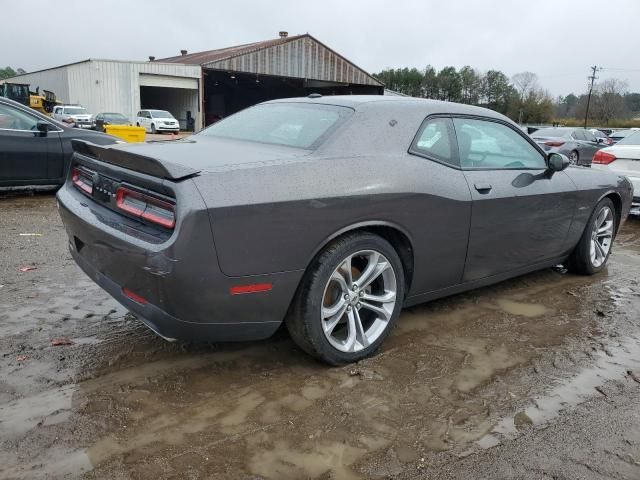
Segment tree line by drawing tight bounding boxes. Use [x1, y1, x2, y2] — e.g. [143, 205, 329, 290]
[0, 66, 27, 80]
[374, 66, 639, 126]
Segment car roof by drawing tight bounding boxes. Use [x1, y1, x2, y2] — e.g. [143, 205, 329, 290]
[264, 95, 510, 122]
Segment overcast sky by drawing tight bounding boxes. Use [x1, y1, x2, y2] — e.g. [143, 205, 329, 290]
[4, 0, 639, 97]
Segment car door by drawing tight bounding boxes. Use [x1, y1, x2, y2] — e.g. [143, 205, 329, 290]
[582, 129, 600, 162]
[408, 116, 472, 292]
[0, 102, 64, 185]
[571, 130, 590, 163]
[454, 116, 576, 282]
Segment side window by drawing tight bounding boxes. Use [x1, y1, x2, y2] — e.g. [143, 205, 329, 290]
[584, 130, 596, 142]
[453, 118, 546, 170]
[0, 103, 39, 131]
[410, 117, 457, 167]
[572, 130, 585, 141]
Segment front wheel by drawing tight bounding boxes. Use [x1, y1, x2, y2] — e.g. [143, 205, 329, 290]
[286, 233, 405, 365]
[151, 123, 156, 134]
[569, 150, 579, 165]
[567, 198, 616, 275]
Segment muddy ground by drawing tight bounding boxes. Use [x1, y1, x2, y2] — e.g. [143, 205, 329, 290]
[1, 193, 639, 480]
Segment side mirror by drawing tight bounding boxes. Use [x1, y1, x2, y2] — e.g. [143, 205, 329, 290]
[597, 138, 604, 144]
[36, 121, 50, 136]
[547, 153, 570, 175]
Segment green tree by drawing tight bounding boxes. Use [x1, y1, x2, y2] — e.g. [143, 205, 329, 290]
[482, 70, 514, 114]
[0, 66, 17, 80]
[422, 65, 438, 98]
[436, 66, 462, 102]
[459, 66, 482, 104]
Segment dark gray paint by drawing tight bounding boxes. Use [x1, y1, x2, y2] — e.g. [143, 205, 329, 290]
[56, 96, 634, 342]
[0, 96, 118, 188]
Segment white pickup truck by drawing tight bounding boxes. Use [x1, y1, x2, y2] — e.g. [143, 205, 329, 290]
[52, 105, 93, 129]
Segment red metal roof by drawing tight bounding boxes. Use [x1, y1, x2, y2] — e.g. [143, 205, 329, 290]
[158, 34, 306, 65]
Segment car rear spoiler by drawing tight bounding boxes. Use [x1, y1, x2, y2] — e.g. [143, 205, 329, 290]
[72, 140, 199, 181]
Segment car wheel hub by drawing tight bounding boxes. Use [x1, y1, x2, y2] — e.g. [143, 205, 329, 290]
[590, 206, 614, 268]
[321, 250, 397, 353]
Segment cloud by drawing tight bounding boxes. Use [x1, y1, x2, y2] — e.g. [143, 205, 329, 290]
[3, 0, 639, 96]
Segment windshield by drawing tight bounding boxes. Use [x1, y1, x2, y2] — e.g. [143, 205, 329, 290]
[617, 130, 640, 146]
[532, 128, 572, 138]
[64, 107, 88, 115]
[197, 103, 352, 149]
[611, 129, 635, 139]
[150, 110, 174, 118]
[104, 113, 128, 122]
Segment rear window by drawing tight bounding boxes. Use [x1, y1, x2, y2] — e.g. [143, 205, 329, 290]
[533, 128, 572, 138]
[198, 103, 352, 149]
[617, 130, 640, 146]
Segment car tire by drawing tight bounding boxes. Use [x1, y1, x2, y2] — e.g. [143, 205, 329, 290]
[151, 123, 156, 134]
[286, 232, 405, 365]
[567, 197, 616, 275]
[569, 150, 579, 165]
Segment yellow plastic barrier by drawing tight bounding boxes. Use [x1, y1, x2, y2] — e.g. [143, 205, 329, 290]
[104, 125, 146, 143]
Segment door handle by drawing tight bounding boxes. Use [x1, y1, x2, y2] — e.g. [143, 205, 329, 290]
[474, 183, 492, 193]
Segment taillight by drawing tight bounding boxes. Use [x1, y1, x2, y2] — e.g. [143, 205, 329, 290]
[593, 150, 616, 165]
[115, 186, 176, 229]
[544, 141, 565, 147]
[71, 167, 93, 194]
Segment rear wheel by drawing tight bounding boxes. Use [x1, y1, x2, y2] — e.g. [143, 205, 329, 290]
[569, 150, 579, 165]
[286, 233, 404, 365]
[567, 198, 616, 275]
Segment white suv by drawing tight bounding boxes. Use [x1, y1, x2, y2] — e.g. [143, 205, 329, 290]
[136, 109, 179, 134]
[52, 105, 93, 129]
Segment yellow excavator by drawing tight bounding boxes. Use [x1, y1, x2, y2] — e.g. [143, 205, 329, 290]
[29, 88, 61, 114]
[0, 82, 61, 114]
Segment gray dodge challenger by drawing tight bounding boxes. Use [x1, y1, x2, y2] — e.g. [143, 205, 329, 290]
[57, 95, 633, 365]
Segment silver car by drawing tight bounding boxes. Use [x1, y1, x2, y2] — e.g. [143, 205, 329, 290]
[532, 127, 603, 166]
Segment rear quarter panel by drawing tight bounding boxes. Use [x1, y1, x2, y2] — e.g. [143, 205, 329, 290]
[562, 166, 632, 245]
[193, 151, 472, 296]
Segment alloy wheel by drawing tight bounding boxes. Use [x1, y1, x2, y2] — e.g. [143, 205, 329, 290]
[569, 150, 579, 165]
[321, 250, 397, 353]
[590, 206, 614, 268]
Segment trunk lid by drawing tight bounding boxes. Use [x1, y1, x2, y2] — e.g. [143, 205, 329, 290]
[72, 135, 311, 181]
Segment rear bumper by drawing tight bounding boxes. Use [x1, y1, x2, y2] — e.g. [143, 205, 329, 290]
[155, 125, 180, 132]
[56, 182, 302, 342]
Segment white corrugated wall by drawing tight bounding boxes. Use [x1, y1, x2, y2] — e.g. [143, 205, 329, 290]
[1, 60, 202, 128]
[0, 66, 71, 103]
[66, 60, 201, 127]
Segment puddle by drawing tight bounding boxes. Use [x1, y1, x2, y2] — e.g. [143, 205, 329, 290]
[479, 336, 640, 448]
[496, 298, 549, 317]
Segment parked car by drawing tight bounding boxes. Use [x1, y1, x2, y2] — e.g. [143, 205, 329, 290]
[57, 96, 632, 365]
[592, 130, 640, 215]
[136, 109, 179, 134]
[531, 127, 603, 165]
[609, 128, 639, 144]
[93, 112, 130, 132]
[51, 105, 93, 129]
[0, 96, 119, 189]
[589, 128, 613, 146]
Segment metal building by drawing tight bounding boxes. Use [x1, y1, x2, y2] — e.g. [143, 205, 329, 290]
[3, 33, 382, 129]
[4, 60, 201, 130]
[160, 32, 383, 125]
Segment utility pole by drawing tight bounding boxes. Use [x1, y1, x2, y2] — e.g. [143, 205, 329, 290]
[584, 65, 599, 128]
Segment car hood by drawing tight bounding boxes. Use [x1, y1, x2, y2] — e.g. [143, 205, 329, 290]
[73, 135, 312, 180]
